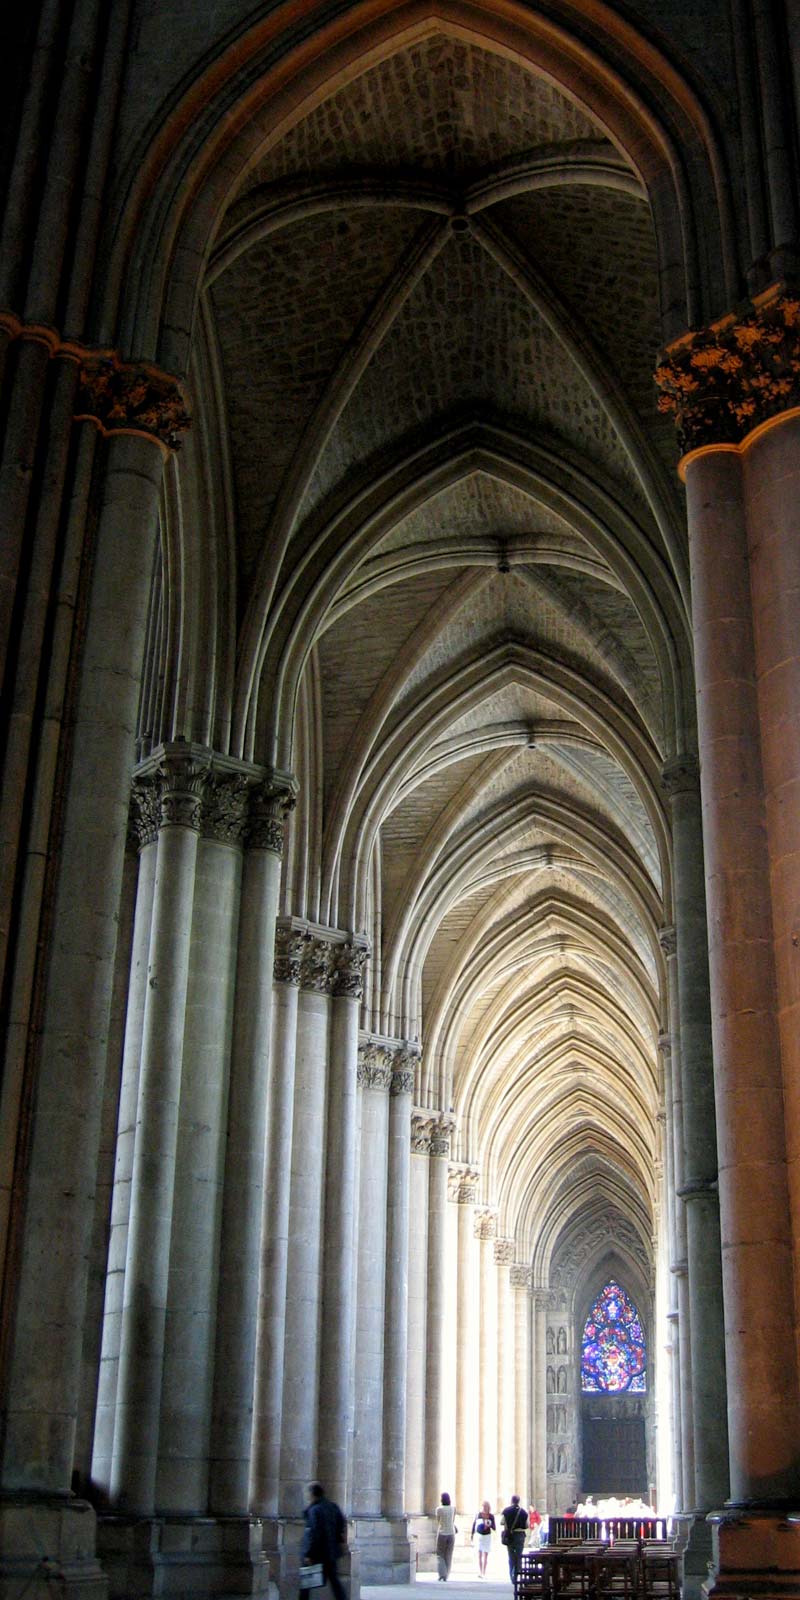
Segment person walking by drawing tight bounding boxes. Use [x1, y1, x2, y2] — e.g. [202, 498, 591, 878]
[501, 1494, 528, 1584]
[300, 1482, 347, 1600]
[435, 1491, 457, 1580]
[471, 1501, 496, 1576]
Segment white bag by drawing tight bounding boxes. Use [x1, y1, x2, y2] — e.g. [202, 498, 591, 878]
[298, 1565, 325, 1590]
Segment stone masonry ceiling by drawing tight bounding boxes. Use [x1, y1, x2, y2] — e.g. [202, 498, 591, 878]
[200, 31, 692, 1268]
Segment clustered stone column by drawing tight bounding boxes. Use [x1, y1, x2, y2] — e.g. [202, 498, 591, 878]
[657, 290, 800, 1587]
[353, 1039, 394, 1514]
[406, 1113, 433, 1515]
[91, 750, 294, 1597]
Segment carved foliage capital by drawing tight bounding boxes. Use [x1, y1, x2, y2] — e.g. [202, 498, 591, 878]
[129, 776, 162, 849]
[155, 747, 210, 831]
[510, 1264, 532, 1291]
[247, 775, 297, 854]
[274, 926, 306, 985]
[333, 941, 369, 999]
[658, 924, 677, 958]
[655, 290, 800, 452]
[76, 354, 191, 451]
[474, 1208, 498, 1240]
[494, 1237, 515, 1265]
[202, 773, 250, 845]
[357, 1041, 393, 1090]
[301, 937, 336, 993]
[411, 1111, 433, 1154]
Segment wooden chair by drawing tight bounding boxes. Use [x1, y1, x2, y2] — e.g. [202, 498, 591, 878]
[516, 1551, 551, 1600]
[641, 1551, 681, 1600]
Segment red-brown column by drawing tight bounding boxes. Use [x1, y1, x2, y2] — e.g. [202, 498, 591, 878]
[744, 411, 800, 1374]
[684, 444, 800, 1504]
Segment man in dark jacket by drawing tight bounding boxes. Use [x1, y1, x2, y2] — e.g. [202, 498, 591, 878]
[301, 1482, 347, 1600]
[501, 1495, 529, 1584]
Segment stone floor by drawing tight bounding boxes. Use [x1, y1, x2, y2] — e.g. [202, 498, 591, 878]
[365, 1542, 515, 1600]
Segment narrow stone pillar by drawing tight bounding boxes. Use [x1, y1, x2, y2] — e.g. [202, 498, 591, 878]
[318, 940, 369, 1509]
[476, 1211, 498, 1506]
[454, 1169, 479, 1519]
[382, 1050, 416, 1516]
[406, 1114, 431, 1514]
[424, 1119, 452, 1513]
[684, 442, 800, 1503]
[663, 755, 730, 1522]
[511, 1266, 532, 1505]
[659, 926, 695, 1511]
[157, 777, 246, 1512]
[251, 923, 305, 1515]
[110, 745, 207, 1512]
[533, 1292, 548, 1510]
[658, 1032, 684, 1507]
[352, 1041, 392, 1513]
[279, 936, 334, 1515]
[495, 1239, 515, 1500]
[92, 806, 159, 1495]
[209, 775, 295, 1514]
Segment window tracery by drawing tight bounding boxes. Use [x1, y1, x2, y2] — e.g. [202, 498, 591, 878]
[581, 1280, 646, 1392]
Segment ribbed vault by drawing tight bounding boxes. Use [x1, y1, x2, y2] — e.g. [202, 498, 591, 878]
[141, 21, 698, 1363]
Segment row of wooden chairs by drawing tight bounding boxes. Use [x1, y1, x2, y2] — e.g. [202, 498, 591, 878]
[516, 1544, 680, 1600]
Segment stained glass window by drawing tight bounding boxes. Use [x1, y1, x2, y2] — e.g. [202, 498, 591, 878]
[581, 1280, 646, 1392]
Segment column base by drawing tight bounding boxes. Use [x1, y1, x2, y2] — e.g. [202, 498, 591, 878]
[97, 1514, 272, 1600]
[407, 1513, 435, 1572]
[704, 1508, 800, 1600]
[681, 1512, 714, 1600]
[351, 1515, 413, 1583]
[260, 1518, 359, 1600]
[0, 1495, 107, 1600]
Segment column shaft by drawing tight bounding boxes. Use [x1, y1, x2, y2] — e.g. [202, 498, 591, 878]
[0, 435, 163, 1495]
[533, 1294, 547, 1510]
[686, 447, 799, 1500]
[745, 413, 800, 1376]
[93, 835, 157, 1493]
[478, 1222, 498, 1507]
[158, 830, 242, 1511]
[512, 1271, 531, 1504]
[352, 1055, 390, 1511]
[251, 930, 302, 1514]
[209, 807, 286, 1513]
[318, 945, 366, 1509]
[455, 1179, 478, 1517]
[664, 763, 730, 1510]
[279, 966, 330, 1514]
[424, 1129, 450, 1513]
[382, 1059, 414, 1515]
[406, 1123, 430, 1513]
[496, 1246, 515, 1499]
[111, 756, 204, 1512]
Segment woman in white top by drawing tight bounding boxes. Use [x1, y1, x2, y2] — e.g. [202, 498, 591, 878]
[435, 1492, 457, 1580]
[471, 1501, 496, 1576]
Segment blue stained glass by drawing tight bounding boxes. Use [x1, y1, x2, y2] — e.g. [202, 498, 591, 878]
[581, 1280, 646, 1393]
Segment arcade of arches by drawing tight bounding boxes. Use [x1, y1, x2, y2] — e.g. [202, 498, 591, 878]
[3, 5, 800, 1600]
